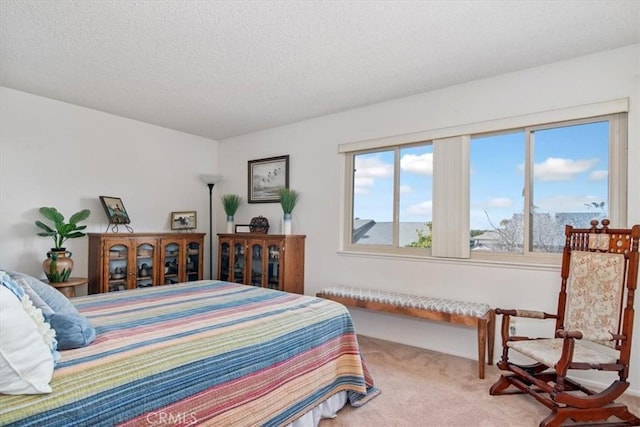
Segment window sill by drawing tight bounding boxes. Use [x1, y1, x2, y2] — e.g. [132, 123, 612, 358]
[336, 249, 560, 272]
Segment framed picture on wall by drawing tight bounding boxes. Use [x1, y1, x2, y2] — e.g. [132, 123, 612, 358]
[171, 211, 197, 230]
[248, 155, 289, 203]
[99, 196, 131, 224]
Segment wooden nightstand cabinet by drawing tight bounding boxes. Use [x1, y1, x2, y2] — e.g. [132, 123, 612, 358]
[217, 233, 305, 294]
[88, 233, 204, 294]
[45, 277, 88, 298]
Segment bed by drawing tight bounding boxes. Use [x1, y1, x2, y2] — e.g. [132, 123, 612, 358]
[0, 279, 379, 426]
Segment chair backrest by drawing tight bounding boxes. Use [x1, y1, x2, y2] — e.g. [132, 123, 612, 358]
[558, 220, 640, 356]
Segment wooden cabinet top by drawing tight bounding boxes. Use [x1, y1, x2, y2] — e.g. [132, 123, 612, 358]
[217, 233, 305, 239]
[89, 232, 206, 238]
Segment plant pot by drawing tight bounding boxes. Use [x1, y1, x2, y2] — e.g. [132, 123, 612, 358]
[283, 213, 292, 235]
[43, 248, 73, 283]
[226, 215, 234, 233]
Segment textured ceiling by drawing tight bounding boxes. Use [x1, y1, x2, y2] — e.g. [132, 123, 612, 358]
[1, 1, 639, 140]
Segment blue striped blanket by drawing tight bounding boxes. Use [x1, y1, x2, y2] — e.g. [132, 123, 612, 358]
[0, 280, 379, 426]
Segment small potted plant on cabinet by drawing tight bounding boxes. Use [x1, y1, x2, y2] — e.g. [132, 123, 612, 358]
[278, 188, 299, 235]
[35, 207, 90, 282]
[221, 194, 243, 233]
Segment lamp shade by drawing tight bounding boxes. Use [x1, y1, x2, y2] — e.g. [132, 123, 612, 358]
[200, 174, 222, 185]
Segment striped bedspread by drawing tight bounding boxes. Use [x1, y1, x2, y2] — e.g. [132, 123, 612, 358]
[0, 280, 379, 426]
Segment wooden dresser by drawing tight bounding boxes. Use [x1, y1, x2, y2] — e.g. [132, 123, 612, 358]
[88, 232, 205, 294]
[217, 233, 305, 294]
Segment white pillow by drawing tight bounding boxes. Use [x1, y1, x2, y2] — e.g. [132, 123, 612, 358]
[0, 285, 55, 394]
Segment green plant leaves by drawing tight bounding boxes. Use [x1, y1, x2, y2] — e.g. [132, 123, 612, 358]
[39, 207, 64, 224]
[278, 188, 299, 214]
[35, 220, 55, 233]
[35, 207, 91, 249]
[69, 209, 90, 225]
[221, 194, 243, 216]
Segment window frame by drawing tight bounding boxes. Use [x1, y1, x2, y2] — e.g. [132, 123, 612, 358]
[344, 142, 435, 255]
[341, 101, 628, 265]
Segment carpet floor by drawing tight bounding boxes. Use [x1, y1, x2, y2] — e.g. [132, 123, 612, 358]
[320, 335, 640, 427]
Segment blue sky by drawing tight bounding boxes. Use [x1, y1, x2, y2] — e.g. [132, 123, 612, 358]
[354, 121, 608, 230]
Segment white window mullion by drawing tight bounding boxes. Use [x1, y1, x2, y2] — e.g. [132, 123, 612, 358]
[609, 114, 627, 227]
[432, 136, 470, 258]
[524, 129, 533, 253]
[393, 148, 401, 246]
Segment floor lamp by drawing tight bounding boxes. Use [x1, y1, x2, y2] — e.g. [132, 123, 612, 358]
[200, 174, 222, 279]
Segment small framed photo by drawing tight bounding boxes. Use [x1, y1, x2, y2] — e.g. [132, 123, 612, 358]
[171, 211, 197, 230]
[234, 224, 251, 233]
[99, 196, 131, 224]
[248, 155, 289, 203]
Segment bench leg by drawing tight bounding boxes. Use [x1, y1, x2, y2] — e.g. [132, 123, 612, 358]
[477, 318, 486, 379]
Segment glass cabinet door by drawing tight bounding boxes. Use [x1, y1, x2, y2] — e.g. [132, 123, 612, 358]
[267, 243, 280, 290]
[232, 242, 245, 284]
[219, 242, 230, 281]
[163, 242, 180, 284]
[108, 243, 128, 292]
[250, 242, 264, 286]
[185, 241, 200, 282]
[136, 243, 155, 288]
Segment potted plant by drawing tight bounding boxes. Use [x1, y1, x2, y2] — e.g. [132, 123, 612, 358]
[35, 207, 91, 282]
[278, 188, 299, 235]
[220, 194, 243, 233]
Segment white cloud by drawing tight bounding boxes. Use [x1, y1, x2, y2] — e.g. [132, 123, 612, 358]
[355, 156, 393, 178]
[588, 170, 608, 181]
[400, 184, 412, 194]
[400, 152, 433, 175]
[406, 200, 432, 216]
[533, 157, 598, 181]
[535, 195, 607, 213]
[354, 156, 392, 194]
[487, 197, 513, 208]
[354, 176, 374, 194]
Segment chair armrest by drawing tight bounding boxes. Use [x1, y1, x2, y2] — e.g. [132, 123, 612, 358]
[495, 308, 557, 319]
[495, 308, 558, 345]
[555, 329, 617, 341]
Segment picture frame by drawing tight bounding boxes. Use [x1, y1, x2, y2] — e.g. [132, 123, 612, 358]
[171, 211, 197, 230]
[99, 196, 131, 224]
[248, 155, 289, 203]
[234, 224, 251, 233]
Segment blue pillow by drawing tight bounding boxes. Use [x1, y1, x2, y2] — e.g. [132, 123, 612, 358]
[0, 271, 25, 299]
[3, 270, 80, 315]
[44, 313, 96, 350]
[2, 270, 96, 350]
[13, 278, 55, 316]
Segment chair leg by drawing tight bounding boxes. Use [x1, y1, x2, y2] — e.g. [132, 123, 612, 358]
[488, 309, 495, 366]
[489, 374, 519, 395]
[540, 404, 640, 427]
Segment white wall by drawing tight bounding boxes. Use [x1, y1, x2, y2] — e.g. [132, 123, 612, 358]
[0, 87, 220, 291]
[217, 44, 640, 393]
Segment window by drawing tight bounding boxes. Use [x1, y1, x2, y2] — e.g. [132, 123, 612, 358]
[350, 143, 433, 250]
[341, 101, 627, 263]
[471, 118, 618, 257]
[470, 131, 526, 253]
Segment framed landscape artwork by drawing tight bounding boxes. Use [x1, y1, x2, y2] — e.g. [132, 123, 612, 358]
[171, 211, 197, 230]
[248, 155, 289, 203]
[99, 196, 131, 224]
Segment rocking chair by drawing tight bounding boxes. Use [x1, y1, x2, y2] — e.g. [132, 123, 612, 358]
[490, 219, 640, 427]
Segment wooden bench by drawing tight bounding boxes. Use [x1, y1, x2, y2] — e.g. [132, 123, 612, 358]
[316, 286, 495, 379]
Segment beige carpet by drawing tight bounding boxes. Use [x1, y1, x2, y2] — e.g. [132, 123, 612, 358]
[320, 335, 640, 427]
